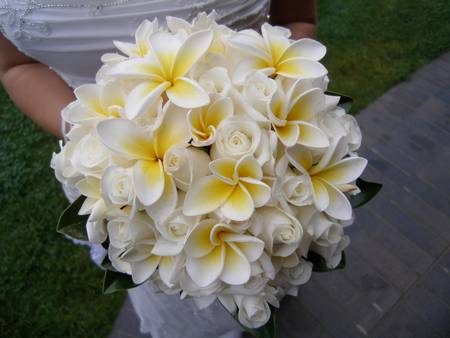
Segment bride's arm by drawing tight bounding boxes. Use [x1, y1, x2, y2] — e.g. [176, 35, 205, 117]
[270, 0, 317, 39]
[0, 34, 75, 138]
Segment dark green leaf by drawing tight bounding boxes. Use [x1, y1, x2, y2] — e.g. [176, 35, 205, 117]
[100, 254, 116, 271]
[102, 270, 140, 295]
[306, 250, 346, 272]
[325, 91, 354, 113]
[349, 178, 382, 208]
[56, 195, 89, 241]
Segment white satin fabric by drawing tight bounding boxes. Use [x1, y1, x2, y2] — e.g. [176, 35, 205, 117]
[0, 0, 270, 88]
[1, 1, 271, 337]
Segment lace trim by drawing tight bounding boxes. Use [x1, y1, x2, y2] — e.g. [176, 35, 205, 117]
[0, 0, 134, 39]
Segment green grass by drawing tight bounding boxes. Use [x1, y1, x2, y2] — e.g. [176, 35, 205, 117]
[0, 1, 449, 337]
[318, 0, 450, 112]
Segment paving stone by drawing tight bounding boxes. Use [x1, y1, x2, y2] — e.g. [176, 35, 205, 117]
[404, 284, 450, 337]
[359, 145, 450, 216]
[370, 302, 441, 338]
[296, 282, 365, 338]
[277, 296, 331, 338]
[363, 164, 450, 243]
[355, 207, 434, 273]
[367, 195, 448, 258]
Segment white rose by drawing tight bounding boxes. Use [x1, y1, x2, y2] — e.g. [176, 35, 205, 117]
[107, 212, 161, 283]
[273, 168, 313, 210]
[315, 107, 362, 151]
[211, 117, 261, 160]
[152, 208, 199, 256]
[107, 215, 133, 250]
[51, 140, 82, 187]
[307, 212, 344, 247]
[71, 132, 109, 177]
[198, 66, 232, 96]
[163, 145, 210, 191]
[311, 235, 350, 269]
[250, 208, 303, 257]
[101, 166, 134, 207]
[241, 71, 277, 121]
[235, 295, 271, 329]
[280, 258, 313, 286]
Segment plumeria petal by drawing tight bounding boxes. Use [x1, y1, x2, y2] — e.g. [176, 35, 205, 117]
[183, 176, 234, 216]
[172, 30, 214, 79]
[285, 144, 313, 172]
[220, 184, 254, 221]
[311, 177, 329, 211]
[145, 173, 177, 223]
[131, 255, 161, 284]
[187, 244, 225, 287]
[318, 157, 368, 185]
[100, 81, 125, 112]
[125, 81, 170, 119]
[220, 234, 264, 262]
[319, 178, 353, 220]
[184, 219, 215, 258]
[97, 118, 154, 160]
[110, 57, 165, 81]
[154, 102, 191, 158]
[236, 156, 263, 180]
[149, 31, 181, 78]
[287, 88, 325, 122]
[209, 158, 236, 184]
[297, 121, 330, 148]
[133, 159, 165, 206]
[261, 23, 290, 64]
[205, 97, 233, 128]
[281, 38, 326, 62]
[74, 84, 102, 113]
[239, 177, 271, 207]
[233, 58, 272, 84]
[166, 77, 210, 108]
[277, 57, 328, 79]
[229, 30, 271, 62]
[220, 243, 251, 285]
[275, 124, 299, 147]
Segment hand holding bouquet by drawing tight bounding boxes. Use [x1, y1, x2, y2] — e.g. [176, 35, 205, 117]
[52, 12, 381, 336]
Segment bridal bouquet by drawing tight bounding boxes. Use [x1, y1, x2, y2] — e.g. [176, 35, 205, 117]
[52, 12, 381, 337]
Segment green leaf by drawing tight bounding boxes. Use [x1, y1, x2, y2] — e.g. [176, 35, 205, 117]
[349, 178, 382, 208]
[100, 253, 116, 271]
[56, 195, 89, 241]
[306, 250, 346, 272]
[102, 270, 140, 295]
[234, 307, 277, 338]
[325, 91, 354, 113]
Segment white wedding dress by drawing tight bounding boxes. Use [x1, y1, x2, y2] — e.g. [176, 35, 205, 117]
[0, 1, 271, 337]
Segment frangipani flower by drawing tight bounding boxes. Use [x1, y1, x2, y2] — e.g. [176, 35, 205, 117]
[75, 176, 107, 243]
[114, 18, 160, 58]
[268, 80, 329, 148]
[184, 219, 264, 287]
[62, 82, 125, 125]
[97, 103, 190, 222]
[183, 156, 271, 221]
[285, 139, 367, 220]
[188, 96, 233, 146]
[111, 30, 213, 118]
[230, 23, 327, 83]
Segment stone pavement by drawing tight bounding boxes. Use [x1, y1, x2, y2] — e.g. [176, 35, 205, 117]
[110, 52, 450, 338]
